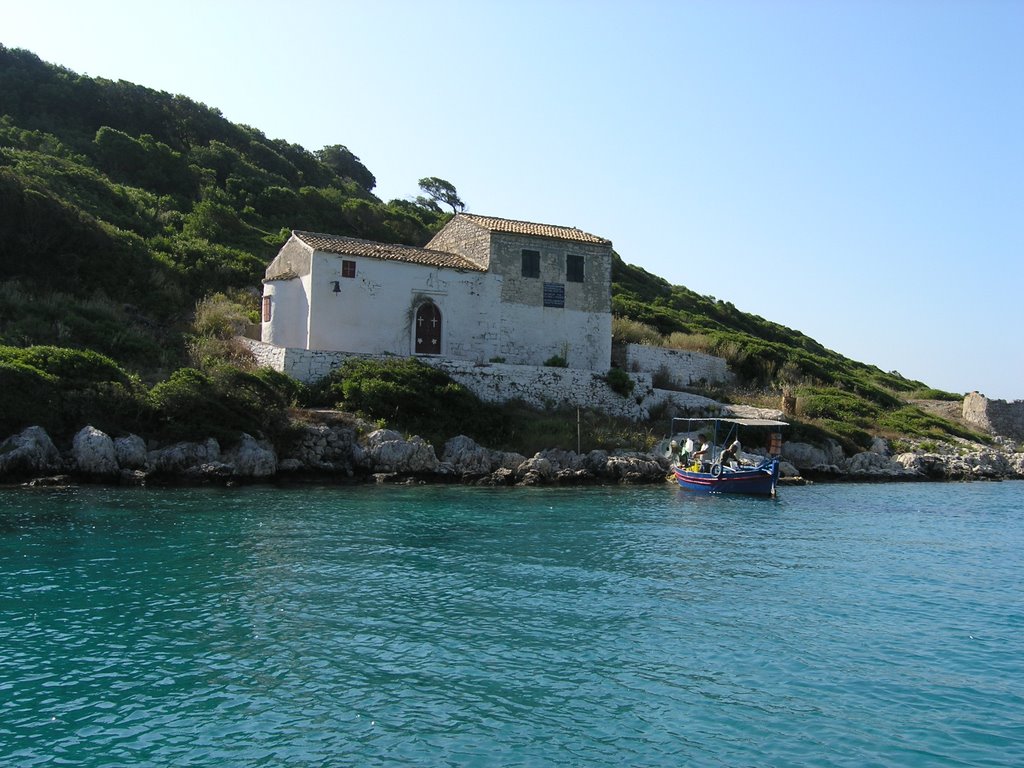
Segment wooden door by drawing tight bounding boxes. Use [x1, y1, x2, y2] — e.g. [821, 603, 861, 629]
[414, 302, 442, 355]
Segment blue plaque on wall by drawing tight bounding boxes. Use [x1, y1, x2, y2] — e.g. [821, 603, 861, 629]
[543, 282, 565, 308]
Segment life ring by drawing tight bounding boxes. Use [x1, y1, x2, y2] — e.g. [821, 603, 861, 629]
[711, 463, 723, 477]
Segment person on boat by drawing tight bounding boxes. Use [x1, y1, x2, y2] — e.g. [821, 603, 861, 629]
[718, 440, 744, 468]
[685, 434, 709, 470]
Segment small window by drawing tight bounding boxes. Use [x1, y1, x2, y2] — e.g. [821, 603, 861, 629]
[341, 260, 356, 278]
[567, 254, 584, 283]
[262, 296, 272, 322]
[521, 249, 540, 278]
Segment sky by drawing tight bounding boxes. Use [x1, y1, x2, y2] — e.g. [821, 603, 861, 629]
[3, 0, 1022, 400]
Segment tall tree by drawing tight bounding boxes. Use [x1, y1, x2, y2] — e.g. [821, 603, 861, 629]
[417, 176, 465, 213]
[316, 144, 376, 191]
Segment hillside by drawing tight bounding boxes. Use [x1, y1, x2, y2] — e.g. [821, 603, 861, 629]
[0, 46, 978, 452]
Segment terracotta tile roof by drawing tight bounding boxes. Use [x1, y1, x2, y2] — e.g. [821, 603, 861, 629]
[292, 231, 486, 272]
[456, 213, 611, 245]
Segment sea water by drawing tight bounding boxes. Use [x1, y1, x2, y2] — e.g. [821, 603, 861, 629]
[1, 481, 1022, 767]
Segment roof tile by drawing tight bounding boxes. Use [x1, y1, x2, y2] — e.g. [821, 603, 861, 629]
[456, 213, 610, 245]
[293, 231, 486, 272]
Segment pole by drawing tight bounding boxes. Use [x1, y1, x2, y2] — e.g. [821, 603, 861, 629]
[577, 407, 581, 455]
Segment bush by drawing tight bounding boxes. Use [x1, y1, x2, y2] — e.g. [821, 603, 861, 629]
[0, 359, 59, 435]
[605, 367, 635, 397]
[147, 364, 294, 443]
[611, 316, 663, 345]
[309, 357, 501, 446]
[0, 345, 149, 437]
[543, 355, 568, 368]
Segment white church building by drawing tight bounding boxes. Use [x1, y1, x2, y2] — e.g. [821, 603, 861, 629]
[260, 213, 614, 371]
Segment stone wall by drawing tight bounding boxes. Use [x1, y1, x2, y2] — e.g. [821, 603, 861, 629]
[963, 392, 1024, 440]
[240, 338, 740, 423]
[624, 344, 731, 387]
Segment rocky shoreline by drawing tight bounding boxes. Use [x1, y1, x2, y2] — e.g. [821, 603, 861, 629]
[1, 415, 1022, 489]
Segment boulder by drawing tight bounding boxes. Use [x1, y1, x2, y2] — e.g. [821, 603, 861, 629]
[148, 438, 221, 474]
[225, 433, 277, 478]
[844, 451, 913, 478]
[114, 434, 148, 470]
[72, 426, 118, 476]
[360, 429, 439, 474]
[869, 437, 891, 456]
[537, 448, 584, 472]
[0, 426, 61, 478]
[516, 454, 555, 483]
[442, 435, 492, 476]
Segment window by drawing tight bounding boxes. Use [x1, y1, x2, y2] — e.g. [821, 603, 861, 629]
[341, 260, 356, 278]
[262, 296, 272, 322]
[567, 254, 584, 282]
[521, 249, 540, 278]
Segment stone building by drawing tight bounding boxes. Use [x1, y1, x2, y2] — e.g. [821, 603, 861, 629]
[261, 213, 613, 371]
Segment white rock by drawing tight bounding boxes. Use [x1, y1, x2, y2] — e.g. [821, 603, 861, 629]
[72, 425, 118, 475]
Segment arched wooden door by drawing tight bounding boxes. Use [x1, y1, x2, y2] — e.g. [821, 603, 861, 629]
[414, 302, 442, 355]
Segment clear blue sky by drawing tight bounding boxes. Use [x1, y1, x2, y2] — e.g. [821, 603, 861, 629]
[4, 0, 1022, 399]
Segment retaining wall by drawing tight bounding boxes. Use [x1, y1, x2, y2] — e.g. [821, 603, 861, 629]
[963, 392, 1024, 440]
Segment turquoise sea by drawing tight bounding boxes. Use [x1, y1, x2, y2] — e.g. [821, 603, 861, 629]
[1, 481, 1022, 767]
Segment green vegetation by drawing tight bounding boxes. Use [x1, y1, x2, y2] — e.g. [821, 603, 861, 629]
[0, 45, 981, 456]
[605, 367, 635, 397]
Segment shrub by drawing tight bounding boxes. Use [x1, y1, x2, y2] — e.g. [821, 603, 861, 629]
[543, 355, 568, 368]
[611, 316, 662, 346]
[0, 359, 59, 435]
[309, 357, 502, 446]
[0, 345, 149, 437]
[147, 364, 294, 443]
[605, 367, 635, 397]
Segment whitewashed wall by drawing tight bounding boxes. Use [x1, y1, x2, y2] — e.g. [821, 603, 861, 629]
[262, 248, 613, 371]
[262, 276, 310, 348]
[240, 339, 740, 423]
[624, 344, 731, 387]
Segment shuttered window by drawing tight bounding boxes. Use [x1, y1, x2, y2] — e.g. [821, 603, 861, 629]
[567, 254, 584, 282]
[521, 249, 540, 278]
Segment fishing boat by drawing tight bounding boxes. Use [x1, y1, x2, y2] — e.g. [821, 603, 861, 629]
[668, 417, 788, 496]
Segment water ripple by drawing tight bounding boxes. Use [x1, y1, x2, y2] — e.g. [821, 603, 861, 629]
[1, 483, 1022, 766]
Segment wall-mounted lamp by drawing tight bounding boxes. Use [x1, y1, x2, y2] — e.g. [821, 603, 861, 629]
[331, 281, 341, 293]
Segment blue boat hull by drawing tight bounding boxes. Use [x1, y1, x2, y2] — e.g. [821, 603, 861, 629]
[673, 458, 780, 496]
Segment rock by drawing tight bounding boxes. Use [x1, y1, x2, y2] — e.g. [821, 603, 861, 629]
[119, 469, 148, 486]
[114, 434, 148, 470]
[23, 475, 73, 487]
[225, 433, 277, 478]
[0, 426, 61, 478]
[442, 435, 492, 476]
[869, 437, 891, 456]
[360, 429, 439, 474]
[517, 455, 555, 483]
[72, 425, 119, 476]
[781, 441, 831, 469]
[844, 451, 913, 478]
[604, 452, 666, 482]
[148, 438, 221, 474]
[284, 423, 362, 472]
[537, 448, 584, 472]
[478, 467, 516, 486]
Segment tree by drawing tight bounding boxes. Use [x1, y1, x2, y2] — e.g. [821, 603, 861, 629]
[316, 144, 376, 191]
[417, 176, 465, 213]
